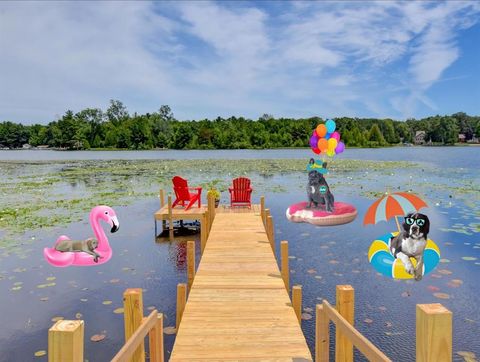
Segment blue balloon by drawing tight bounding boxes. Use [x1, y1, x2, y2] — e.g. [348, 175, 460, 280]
[325, 132, 331, 140]
[326, 119, 336, 133]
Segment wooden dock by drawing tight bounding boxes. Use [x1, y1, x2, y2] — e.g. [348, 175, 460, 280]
[49, 193, 453, 362]
[169, 207, 312, 361]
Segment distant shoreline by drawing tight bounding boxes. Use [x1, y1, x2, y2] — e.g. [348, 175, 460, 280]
[2, 143, 479, 151]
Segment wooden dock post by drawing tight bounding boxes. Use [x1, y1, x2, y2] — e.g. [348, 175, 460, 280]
[280, 240, 289, 291]
[205, 210, 210, 239]
[200, 213, 207, 254]
[123, 288, 145, 362]
[416, 304, 452, 362]
[207, 193, 215, 230]
[316, 304, 329, 362]
[160, 189, 165, 207]
[265, 212, 275, 253]
[336, 285, 354, 362]
[187, 240, 195, 293]
[292, 285, 302, 323]
[260, 196, 265, 225]
[176, 283, 187, 330]
[149, 313, 164, 362]
[160, 189, 166, 230]
[168, 195, 173, 240]
[48, 320, 84, 362]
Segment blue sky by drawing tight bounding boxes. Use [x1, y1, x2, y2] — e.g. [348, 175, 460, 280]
[1, 1, 479, 124]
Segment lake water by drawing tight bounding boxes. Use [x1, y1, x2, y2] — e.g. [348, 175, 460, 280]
[0, 147, 479, 361]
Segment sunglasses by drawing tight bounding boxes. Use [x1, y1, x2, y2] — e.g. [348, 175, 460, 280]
[319, 186, 327, 194]
[405, 217, 426, 227]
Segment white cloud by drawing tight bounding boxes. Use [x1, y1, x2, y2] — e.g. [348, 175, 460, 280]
[0, 1, 479, 123]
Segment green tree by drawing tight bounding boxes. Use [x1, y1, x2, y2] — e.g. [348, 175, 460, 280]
[106, 100, 129, 126]
[367, 124, 386, 147]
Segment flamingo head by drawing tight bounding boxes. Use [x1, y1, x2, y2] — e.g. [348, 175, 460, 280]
[92, 205, 120, 233]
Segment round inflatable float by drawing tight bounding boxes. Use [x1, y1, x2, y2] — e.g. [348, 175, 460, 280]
[368, 232, 440, 279]
[286, 201, 357, 226]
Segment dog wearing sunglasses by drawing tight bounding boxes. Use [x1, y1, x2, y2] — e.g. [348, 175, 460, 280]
[390, 212, 430, 281]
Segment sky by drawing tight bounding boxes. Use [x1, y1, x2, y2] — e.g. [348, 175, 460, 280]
[1, 1, 479, 124]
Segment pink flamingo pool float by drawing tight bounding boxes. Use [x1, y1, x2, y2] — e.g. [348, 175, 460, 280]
[44, 205, 119, 267]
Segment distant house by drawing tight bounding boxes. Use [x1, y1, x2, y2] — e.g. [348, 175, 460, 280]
[414, 131, 426, 145]
[468, 134, 479, 144]
[22, 144, 32, 149]
[458, 134, 466, 143]
[36, 145, 49, 149]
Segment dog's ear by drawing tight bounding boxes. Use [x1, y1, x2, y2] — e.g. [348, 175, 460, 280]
[423, 215, 430, 235]
[309, 158, 314, 164]
[87, 239, 93, 250]
[322, 162, 328, 169]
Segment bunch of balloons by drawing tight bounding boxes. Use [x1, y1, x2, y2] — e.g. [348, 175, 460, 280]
[309, 119, 346, 157]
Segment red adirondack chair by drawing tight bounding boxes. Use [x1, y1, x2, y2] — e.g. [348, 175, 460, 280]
[172, 176, 202, 210]
[229, 177, 253, 208]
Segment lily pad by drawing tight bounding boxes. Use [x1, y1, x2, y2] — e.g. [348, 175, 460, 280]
[462, 257, 477, 261]
[34, 350, 46, 357]
[90, 334, 106, 342]
[433, 292, 451, 299]
[51, 316, 64, 322]
[364, 318, 373, 324]
[113, 308, 124, 314]
[163, 326, 177, 335]
[102, 300, 112, 305]
[301, 313, 312, 320]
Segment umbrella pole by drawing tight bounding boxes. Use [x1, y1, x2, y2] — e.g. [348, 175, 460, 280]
[394, 216, 401, 233]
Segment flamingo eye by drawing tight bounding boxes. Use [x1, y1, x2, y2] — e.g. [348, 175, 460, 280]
[104, 211, 109, 215]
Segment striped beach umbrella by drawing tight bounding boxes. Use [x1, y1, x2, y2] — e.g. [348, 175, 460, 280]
[363, 192, 428, 231]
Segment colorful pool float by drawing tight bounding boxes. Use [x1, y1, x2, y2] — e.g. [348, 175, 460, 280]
[286, 201, 357, 226]
[368, 232, 440, 279]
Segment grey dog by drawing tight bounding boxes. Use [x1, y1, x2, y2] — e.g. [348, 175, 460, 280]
[55, 237, 102, 263]
[306, 170, 335, 212]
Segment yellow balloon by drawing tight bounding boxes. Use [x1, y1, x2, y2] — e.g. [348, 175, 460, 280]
[328, 138, 338, 151]
[327, 149, 335, 157]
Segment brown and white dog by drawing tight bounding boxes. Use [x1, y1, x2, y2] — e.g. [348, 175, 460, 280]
[390, 212, 430, 281]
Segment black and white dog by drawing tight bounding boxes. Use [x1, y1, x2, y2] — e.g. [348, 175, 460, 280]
[390, 212, 430, 281]
[306, 170, 335, 212]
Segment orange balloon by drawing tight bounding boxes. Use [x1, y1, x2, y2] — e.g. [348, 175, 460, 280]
[328, 138, 338, 151]
[317, 138, 328, 151]
[316, 124, 327, 137]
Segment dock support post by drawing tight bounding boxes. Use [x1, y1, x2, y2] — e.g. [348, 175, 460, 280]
[260, 196, 265, 225]
[149, 313, 164, 362]
[336, 285, 354, 362]
[316, 304, 329, 362]
[267, 215, 275, 253]
[207, 193, 215, 230]
[176, 283, 187, 330]
[416, 304, 452, 362]
[200, 213, 207, 254]
[48, 320, 84, 362]
[168, 195, 173, 240]
[205, 210, 210, 240]
[160, 189, 166, 230]
[187, 240, 195, 293]
[292, 285, 302, 323]
[123, 288, 145, 362]
[280, 240, 289, 291]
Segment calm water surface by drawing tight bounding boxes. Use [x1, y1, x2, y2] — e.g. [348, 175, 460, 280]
[0, 148, 479, 361]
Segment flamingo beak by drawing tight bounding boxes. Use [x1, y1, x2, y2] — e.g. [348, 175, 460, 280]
[110, 216, 120, 233]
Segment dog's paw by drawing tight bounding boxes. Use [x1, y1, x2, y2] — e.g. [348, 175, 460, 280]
[414, 273, 423, 281]
[405, 265, 415, 275]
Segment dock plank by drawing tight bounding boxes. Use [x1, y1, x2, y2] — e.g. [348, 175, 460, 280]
[170, 211, 312, 361]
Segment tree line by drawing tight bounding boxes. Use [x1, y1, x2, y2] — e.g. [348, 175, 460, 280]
[1, 100, 479, 150]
